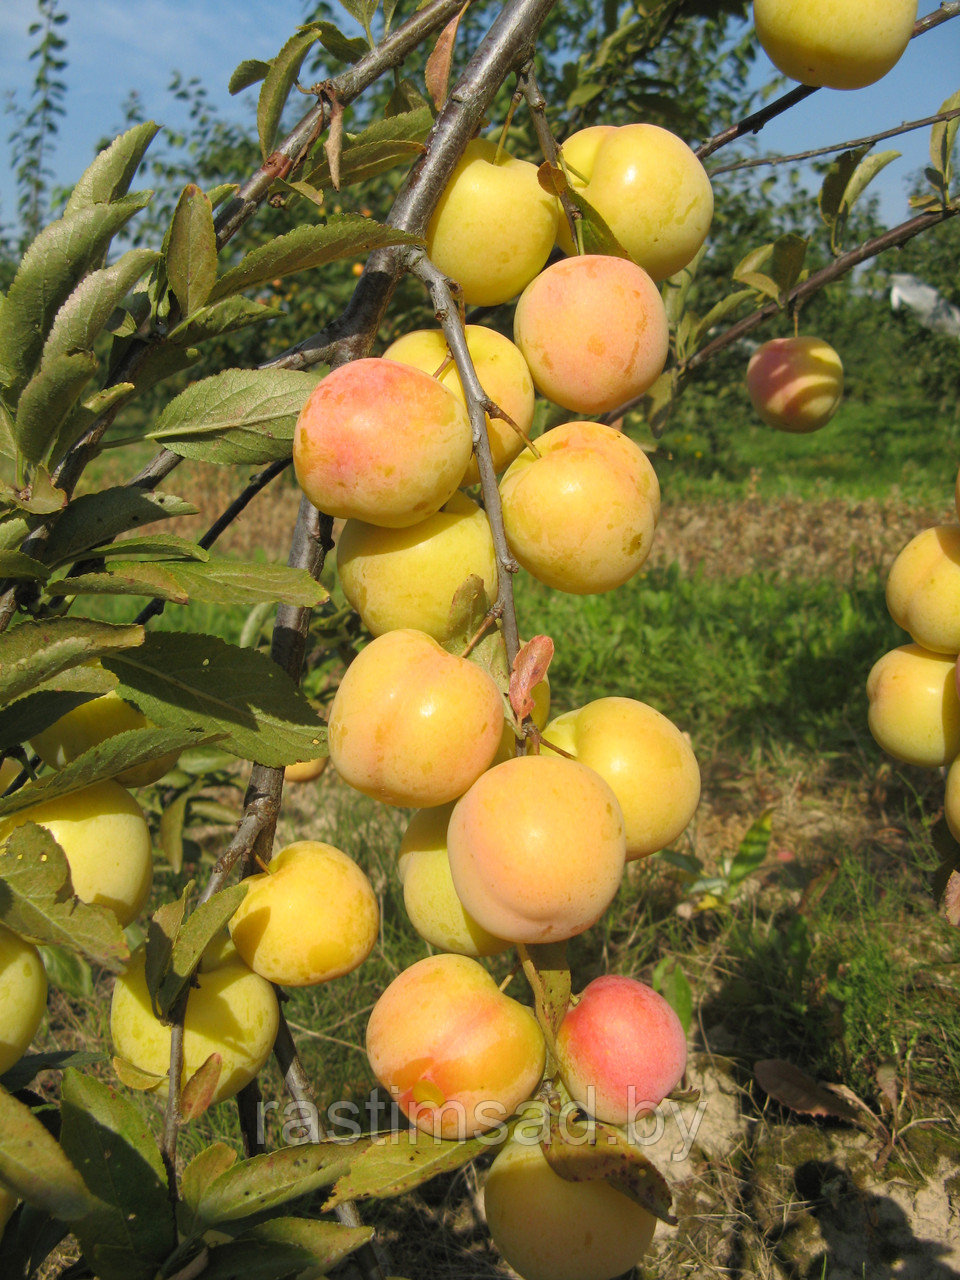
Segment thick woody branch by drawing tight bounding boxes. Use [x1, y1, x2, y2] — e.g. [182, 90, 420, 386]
[697, 1, 960, 161]
[406, 250, 522, 665]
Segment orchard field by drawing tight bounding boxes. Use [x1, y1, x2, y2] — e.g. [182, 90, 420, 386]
[1, 1, 959, 1279]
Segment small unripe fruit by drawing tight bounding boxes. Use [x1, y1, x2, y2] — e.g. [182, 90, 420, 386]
[746, 336, 843, 433]
[229, 841, 379, 987]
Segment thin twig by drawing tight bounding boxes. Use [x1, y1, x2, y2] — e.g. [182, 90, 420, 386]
[709, 107, 960, 177]
[696, 1, 960, 161]
[518, 62, 579, 252]
[405, 250, 522, 666]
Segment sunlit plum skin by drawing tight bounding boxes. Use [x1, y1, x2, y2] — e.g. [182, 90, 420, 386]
[337, 493, 498, 642]
[866, 644, 960, 768]
[293, 359, 472, 528]
[554, 975, 687, 1126]
[110, 943, 279, 1104]
[753, 0, 918, 90]
[397, 805, 511, 958]
[484, 1128, 657, 1280]
[425, 139, 560, 307]
[746, 337, 843, 433]
[513, 256, 669, 416]
[30, 690, 179, 787]
[327, 629, 504, 807]
[557, 124, 713, 281]
[228, 841, 379, 987]
[447, 756, 626, 944]
[0, 780, 153, 927]
[0, 922, 48, 1076]
[383, 325, 535, 485]
[499, 421, 660, 595]
[543, 697, 700, 858]
[885, 526, 960, 655]
[365, 953, 545, 1139]
[283, 757, 328, 783]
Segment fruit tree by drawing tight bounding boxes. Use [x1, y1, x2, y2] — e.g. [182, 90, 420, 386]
[0, 1, 958, 1278]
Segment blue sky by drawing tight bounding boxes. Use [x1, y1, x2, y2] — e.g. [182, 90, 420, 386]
[1, 0, 958, 232]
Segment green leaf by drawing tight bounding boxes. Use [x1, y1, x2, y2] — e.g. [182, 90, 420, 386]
[14, 351, 99, 467]
[103, 632, 326, 767]
[42, 250, 159, 366]
[86, 534, 209, 563]
[42, 488, 198, 568]
[769, 233, 807, 297]
[166, 186, 217, 318]
[0, 1084, 101, 1221]
[0, 195, 152, 405]
[842, 151, 900, 220]
[148, 368, 320, 465]
[0, 552, 47, 581]
[193, 1143, 358, 1228]
[0, 827, 129, 969]
[0, 469, 67, 515]
[64, 123, 160, 215]
[325, 1129, 488, 1208]
[0, 727, 210, 820]
[143, 882, 193, 1014]
[154, 884, 249, 1019]
[60, 1069, 175, 1280]
[304, 108, 433, 190]
[518, 941, 570, 1039]
[154, 559, 329, 607]
[125, 342, 201, 400]
[157, 786, 200, 872]
[313, 14, 369, 60]
[651, 958, 693, 1036]
[542, 1112, 675, 1226]
[229, 58, 272, 94]
[207, 217, 421, 303]
[737, 271, 782, 304]
[931, 90, 960, 189]
[179, 1142, 238, 1230]
[726, 810, 772, 889]
[39, 944, 94, 999]
[733, 243, 773, 279]
[0, 618, 143, 704]
[50, 381, 136, 464]
[0, 691, 96, 756]
[0, 1049, 105, 1094]
[202, 1218, 374, 1280]
[166, 297, 280, 347]
[693, 288, 753, 345]
[49, 562, 189, 603]
[258, 30, 321, 159]
[0, 401, 16, 461]
[564, 188, 628, 258]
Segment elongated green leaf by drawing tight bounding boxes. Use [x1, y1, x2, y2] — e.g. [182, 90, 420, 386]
[39, 944, 94, 999]
[0, 401, 16, 460]
[0, 1085, 100, 1221]
[42, 250, 158, 366]
[840, 150, 901, 220]
[43, 488, 198, 568]
[0, 1049, 104, 1094]
[202, 1218, 374, 1280]
[737, 271, 782, 304]
[564, 188, 627, 258]
[0, 827, 129, 970]
[15, 352, 99, 467]
[770, 233, 807, 296]
[693, 288, 753, 345]
[167, 297, 280, 346]
[325, 1129, 489, 1208]
[931, 90, 960, 187]
[304, 108, 433, 189]
[154, 884, 248, 1019]
[0, 469, 66, 515]
[87, 534, 209, 562]
[149, 368, 320, 465]
[195, 1143, 359, 1227]
[651, 958, 693, 1035]
[157, 559, 329, 607]
[103, 632, 326, 766]
[167, 186, 217, 318]
[733, 242, 774, 279]
[158, 787, 198, 872]
[51, 381, 135, 465]
[312, 18, 368, 62]
[49, 562, 188, 602]
[0, 194, 152, 404]
[65, 123, 160, 215]
[179, 1142, 238, 1233]
[258, 30, 321, 158]
[144, 881, 193, 1011]
[518, 941, 570, 1038]
[0, 691, 96, 756]
[125, 342, 201, 400]
[0, 618, 143, 704]
[207, 217, 420, 303]
[0, 552, 47, 581]
[60, 1070, 175, 1280]
[726, 810, 772, 888]
[229, 58, 272, 95]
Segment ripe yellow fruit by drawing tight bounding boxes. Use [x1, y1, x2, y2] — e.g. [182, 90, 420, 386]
[426, 139, 560, 306]
[753, 0, 918, 90]
[885, 526, 960, 655]
[0, 922, 47, 1075]
[866, 644, 960, 767]
[484, 1128, 657, 1280]
[110, 943, 279, 1104]
[30, 690, 179, 787]
[746, 337, 843, 433]
[0, 780, 153, 927]
[228, 841, 379, 986]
